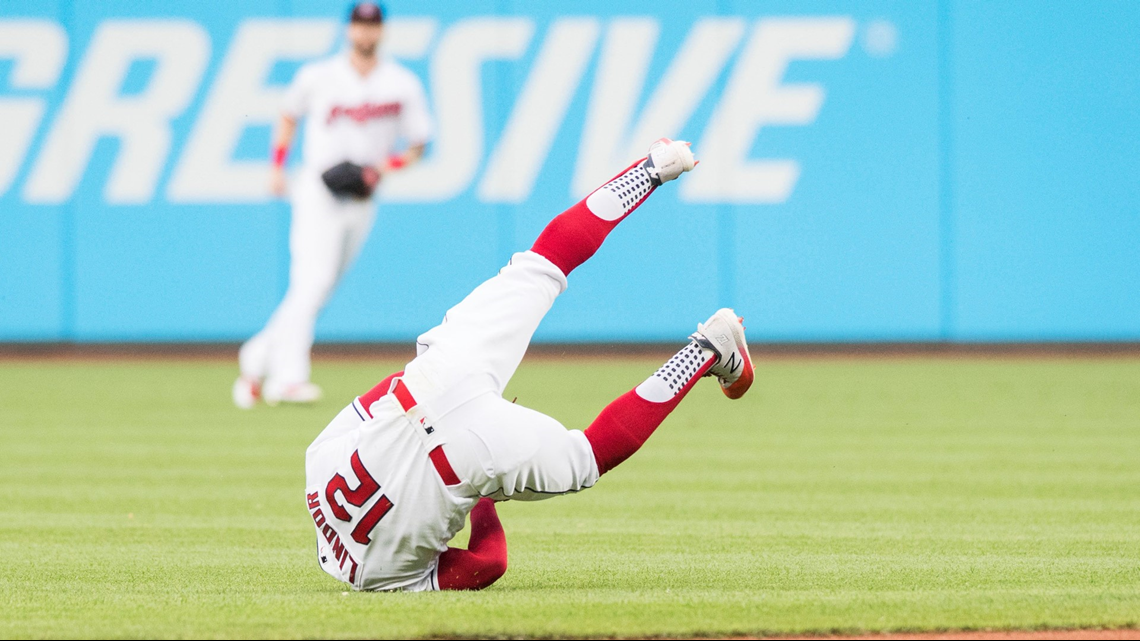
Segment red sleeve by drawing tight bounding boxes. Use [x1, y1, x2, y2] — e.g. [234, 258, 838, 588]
[436, 498, 508, 590]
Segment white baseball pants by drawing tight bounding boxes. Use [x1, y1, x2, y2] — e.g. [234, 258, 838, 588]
[240, 173, 375, 387]
[402, 250, 601, 501]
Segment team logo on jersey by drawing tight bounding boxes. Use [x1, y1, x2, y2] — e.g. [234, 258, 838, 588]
[327, 102, 403, 125]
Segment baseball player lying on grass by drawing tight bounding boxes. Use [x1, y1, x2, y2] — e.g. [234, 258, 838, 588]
[304, 138, 753, 591]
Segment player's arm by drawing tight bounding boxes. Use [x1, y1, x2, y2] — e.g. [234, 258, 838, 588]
[272, 61, 316, 197]
[369, 73, 433, 183]
[436, 498, 508, 590]
[367, 141, 425, 185]
[381, 142, 425, 172]
[362, 142, 425, 190]
[269, 114, 298, 197]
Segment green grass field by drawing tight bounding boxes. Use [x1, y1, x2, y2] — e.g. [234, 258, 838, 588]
[2, 356, 1139, 638]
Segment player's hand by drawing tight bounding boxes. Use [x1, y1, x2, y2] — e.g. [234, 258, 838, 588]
[367, 157, 400, 183]
[363, 165, 381, 189]
[382, 154, 408, 173]
[269, 167, 288, 197]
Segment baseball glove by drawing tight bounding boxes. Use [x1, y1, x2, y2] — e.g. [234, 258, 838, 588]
[321, 161, 379, 198]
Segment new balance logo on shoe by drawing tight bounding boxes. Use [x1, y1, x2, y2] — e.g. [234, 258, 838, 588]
[690, 308, 754, 400]
[725, 352, 743, 374]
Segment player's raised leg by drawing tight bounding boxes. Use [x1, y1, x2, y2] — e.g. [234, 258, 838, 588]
[443, 309, 752, 499]
[433, 310, 752, 590]
[403, 138, 696, 414]
[584, 309, 753, 474]
[530, 137, 695, 277]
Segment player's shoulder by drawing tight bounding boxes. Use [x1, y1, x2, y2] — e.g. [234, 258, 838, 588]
[378, 58, 426, 90]
[295, 55, 345, 82]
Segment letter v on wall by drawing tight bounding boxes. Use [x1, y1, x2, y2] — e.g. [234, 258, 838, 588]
[571, 18, 746, 197]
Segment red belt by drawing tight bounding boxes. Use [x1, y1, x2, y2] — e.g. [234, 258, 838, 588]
[357, 373, 461, 487]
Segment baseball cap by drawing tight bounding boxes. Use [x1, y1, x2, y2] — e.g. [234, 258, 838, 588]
[349, 2, 384, 24]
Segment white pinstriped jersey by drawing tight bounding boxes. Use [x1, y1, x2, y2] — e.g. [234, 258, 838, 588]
[284, 53, 432, 176]
[304, 394, 476, 592]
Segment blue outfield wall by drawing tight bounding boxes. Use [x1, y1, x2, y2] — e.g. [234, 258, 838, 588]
[0, 0, 1137, 342]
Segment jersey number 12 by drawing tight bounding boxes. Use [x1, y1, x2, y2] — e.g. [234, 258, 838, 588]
[325, 450, 394, 545]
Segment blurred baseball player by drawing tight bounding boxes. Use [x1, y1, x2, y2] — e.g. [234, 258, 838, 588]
[234, 2, 432, 408]
[304, 138, 754, 591]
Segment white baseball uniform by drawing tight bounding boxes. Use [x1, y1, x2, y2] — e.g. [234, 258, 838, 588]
[240, 52, 433, 389]
[304, 251, 601, 592]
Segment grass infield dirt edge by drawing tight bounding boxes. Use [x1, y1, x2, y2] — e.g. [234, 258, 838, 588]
[748, 625, 1140, 640]
[3, 341, 1140, 363]
[424, 628, 1140, 640]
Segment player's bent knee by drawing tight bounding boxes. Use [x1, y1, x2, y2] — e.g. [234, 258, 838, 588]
[478, 555, 508, 589]
[437, 545, 508, 591]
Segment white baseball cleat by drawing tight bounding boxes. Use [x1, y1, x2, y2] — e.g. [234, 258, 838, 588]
[644, 138, 696, 185]
[263, 381, 323, 406]
[232, 376, 261, 409]
[690, 308, 754, 400]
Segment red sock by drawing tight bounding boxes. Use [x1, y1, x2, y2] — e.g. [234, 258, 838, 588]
[436, 498, 508, 590]
[585, 342, 716, 475]
[531, 158, 655, 276]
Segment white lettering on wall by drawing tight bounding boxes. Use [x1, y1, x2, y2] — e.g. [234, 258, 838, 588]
[682, 18, 854, 203]
[168, 20, 338, 202]
[572, 18, 745, 197]
[0, 20, 67, 197]
[478, 18, 600, 203]
[7, 15, 862, 206]
[24, 20, 210, 204]
[382, 18, 533, 202]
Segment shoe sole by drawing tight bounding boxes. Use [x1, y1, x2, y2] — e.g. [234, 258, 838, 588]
[649, 138, 696, 182]
[714, 308, 753, 400]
